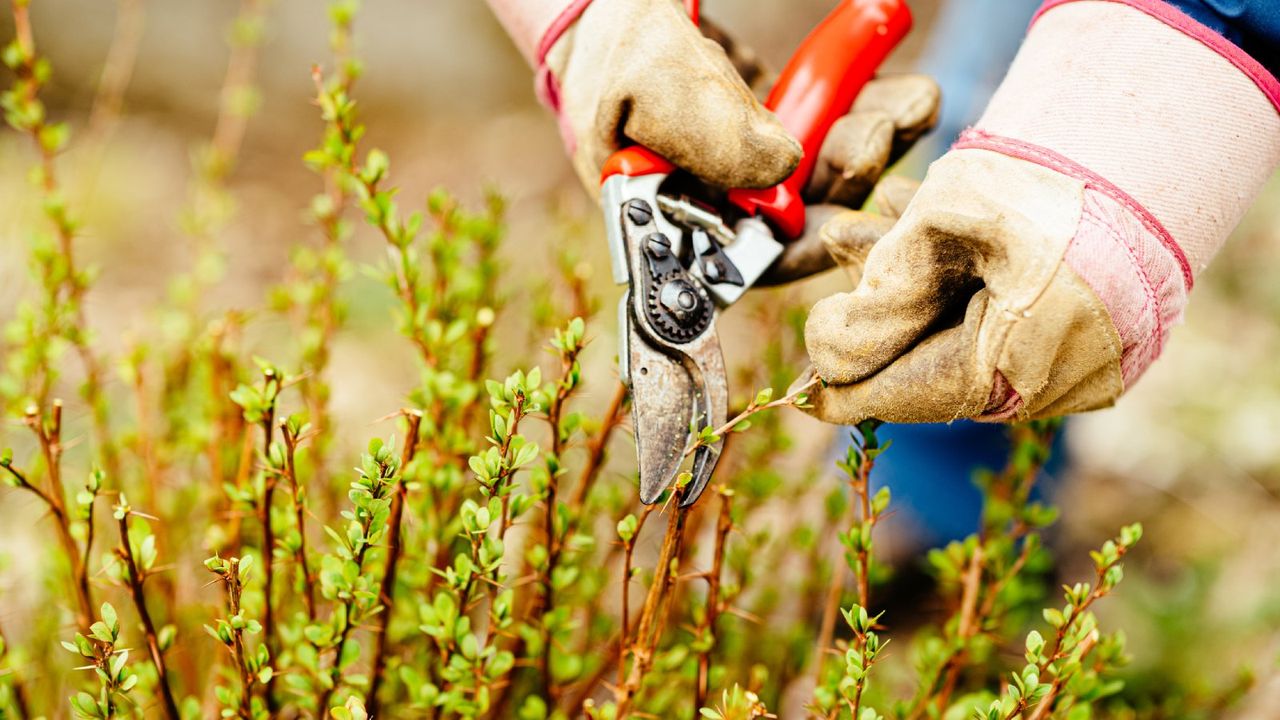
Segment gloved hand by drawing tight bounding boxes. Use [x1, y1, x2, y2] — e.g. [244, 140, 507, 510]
[492, 0, 800, 192]
[485, 0, 938, 278]
[798, 0, 1280, 424]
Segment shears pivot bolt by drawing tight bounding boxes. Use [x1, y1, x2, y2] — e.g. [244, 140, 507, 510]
[626, 200, 653, 226]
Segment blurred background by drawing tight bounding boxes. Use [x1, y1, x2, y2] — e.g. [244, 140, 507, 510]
[1, 0, 1279, 715]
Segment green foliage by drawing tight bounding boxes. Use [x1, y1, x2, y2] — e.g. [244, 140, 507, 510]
[0, 2, 1223, 720]
[62, 603, 138, 719]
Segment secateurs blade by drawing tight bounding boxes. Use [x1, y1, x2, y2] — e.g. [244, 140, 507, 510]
[600, 0, 913, 507]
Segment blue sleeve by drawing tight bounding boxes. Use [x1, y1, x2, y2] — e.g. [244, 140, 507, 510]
[1163, 0, 1280, 76]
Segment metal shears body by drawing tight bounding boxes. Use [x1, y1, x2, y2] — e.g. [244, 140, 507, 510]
[600, 0, 913, 507]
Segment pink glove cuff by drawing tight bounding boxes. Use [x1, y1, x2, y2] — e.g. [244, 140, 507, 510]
[485, 0, 591, 66]
[485, 0, 591, 147]
[533, 1, 593, 116]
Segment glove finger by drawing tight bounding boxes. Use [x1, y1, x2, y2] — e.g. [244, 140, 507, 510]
[759, 175, 907, 287]
[805, 111, 894, 206]
[802, 75, 939, 204]
[870, 175, 920, 220]
[793, 290, 992, 425]
[757, 204, 845, 285]
[819, 210, 895, 286]
[852, 74, 941, 158]
[620, 24, 801, 189]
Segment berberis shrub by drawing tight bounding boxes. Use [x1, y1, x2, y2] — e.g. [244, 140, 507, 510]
[0, 2, 1156, 719]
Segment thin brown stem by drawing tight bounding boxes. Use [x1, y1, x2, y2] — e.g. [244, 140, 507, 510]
[315, 447, 401, 714]
[257, 410, 278, 709]
[813, 556, 845, 682]
[695, 491, 733, 711]
[366, 410, 423, 718]
[209, 0, 264, 177]
[115, 509, 180, 720]
[9, 403, 94, 631]
[932, 544, 985, 713]
[1003, 554, 1125, 720]
[1025, 632, 1099, 720]
[279, 421, 316, 622]
[616, 505, 655, 689]
[908, 424, 1061, 720]
[8, 0, 117, 479]
[227, 560, 256, 720]
[87, 0, 144, 138]
[683, 378, 818, 459]
[615, 491, 690, 718]
[569, 381, 628, 512]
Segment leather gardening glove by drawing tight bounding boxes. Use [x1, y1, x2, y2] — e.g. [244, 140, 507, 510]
[485, 0, 939, 279]
[489, 0, 800, 192]
[798, 0, 1280, 425]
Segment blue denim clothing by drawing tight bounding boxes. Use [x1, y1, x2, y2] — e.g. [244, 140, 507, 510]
[1167, 0, 1280, 74]
[844, 422, 1067, 549]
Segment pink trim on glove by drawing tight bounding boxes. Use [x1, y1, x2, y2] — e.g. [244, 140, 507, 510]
[1070, 189, 1188, 385]
[536, 68, 578, 152]
[955, 128, 1193, 290]
[532, 0, 593, 150]
[957, 130, 1191, 396]
[535, 0, 595, 67]
[1032, 0, 1280, 111]
[486, 0, 584, 63]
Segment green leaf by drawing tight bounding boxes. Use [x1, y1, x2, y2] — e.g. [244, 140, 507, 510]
[90, 621, 114, 644]
[99, 602, 118, 633]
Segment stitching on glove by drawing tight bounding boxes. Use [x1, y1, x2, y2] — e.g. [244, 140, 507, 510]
[954, 128, 1194, 291]
[1080, 201, 1161, 364]
[1031, 0, 1280, 110]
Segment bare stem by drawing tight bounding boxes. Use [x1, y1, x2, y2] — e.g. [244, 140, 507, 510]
[115, 508, 180, 720]
[7, 0, 116, 478]
[616, 505, 655, 689]
[684, 378, 818, 458]
[366, 410, 423, 717]
[279, 420, 316, 622]
[569, 381, 628, 513]
[5, 403, 95, 631]
[257, 406, 278, 709]
[615, 490, 690, 718]
[695, 490, 733, 710]
[87, 0, 145, 138]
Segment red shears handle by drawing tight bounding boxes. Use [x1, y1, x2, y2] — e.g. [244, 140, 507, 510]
[601, 0, 911, 240]
[728, 0, 911, 238]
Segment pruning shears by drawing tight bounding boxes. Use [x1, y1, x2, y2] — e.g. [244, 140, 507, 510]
[601, 0, 912, 507]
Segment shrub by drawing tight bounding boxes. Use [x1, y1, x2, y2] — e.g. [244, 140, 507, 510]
[0, 1, 1165, 719]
